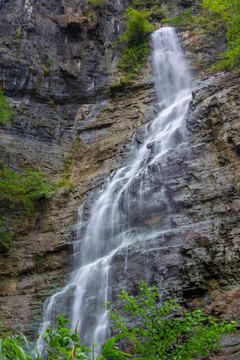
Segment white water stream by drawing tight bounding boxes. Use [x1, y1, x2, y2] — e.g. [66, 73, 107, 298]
[37, 27, 192, 353]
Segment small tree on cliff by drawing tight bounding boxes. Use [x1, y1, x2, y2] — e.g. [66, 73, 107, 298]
[118, 8, 155, 78]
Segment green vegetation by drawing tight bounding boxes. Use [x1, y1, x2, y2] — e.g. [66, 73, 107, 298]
[86, 0, 106, 6]
[166, 8, 194, 27]
[14, 28, 21, 39]
[0, 217, 14, 252]
[0, 282, 236, 359]
[62, 138, 81, 175]
[0, 161, 55, 214]
[46, 99, 56, 106]
[131, 0, 162, 9]
[0, 326, 31, 360]
[0, 90, 12, 126]
[201, 0, 240, 69]
[0, 314, 130, 360]
[131, 0, 166, 21]
[117, 8, 155, 79]
[108, 280, 236, 360]
[161, 1, 240, 70]
[39, 52, 52, 74]
[37, 313, 130, 360]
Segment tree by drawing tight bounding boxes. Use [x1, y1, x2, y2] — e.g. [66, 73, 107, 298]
[108, 280, 236, 360]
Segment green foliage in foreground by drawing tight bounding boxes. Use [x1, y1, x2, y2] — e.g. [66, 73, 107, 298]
[36, 313, 131, 360]
[0, 162, 55, 214]
[0, 90, 12, 126]
[0, 283, 236, 360]
[108, 280, 236, 360]
[118, 8, 155, 79]
[0, 314, 131, 360]
[0, 326, 31, 360]
[201, 0, 240, 69]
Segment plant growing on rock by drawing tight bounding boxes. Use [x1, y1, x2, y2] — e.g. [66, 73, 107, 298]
[0, 90, 12, 126]
[118, 8, 155, 78]
[108, 280, 236, 360]
[86, 0, 106, 7]
[0, 162, 55, 214]
[201, 0, 240, 69]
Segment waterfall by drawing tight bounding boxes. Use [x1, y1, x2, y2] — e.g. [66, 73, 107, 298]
[37, 27, 192, 353]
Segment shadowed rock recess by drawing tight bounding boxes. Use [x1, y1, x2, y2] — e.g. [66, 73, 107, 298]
[0, 0, 239, 358]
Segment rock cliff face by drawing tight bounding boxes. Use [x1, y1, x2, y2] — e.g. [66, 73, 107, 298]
[0, 0, 239, 358]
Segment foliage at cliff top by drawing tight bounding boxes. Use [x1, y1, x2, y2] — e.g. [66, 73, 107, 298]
[0, 161, 55, 214]
[117, 8, 155, 79]
[108, 280, 236, 360]
[0, 90, 12, 126]
[201, 0, 240, 69]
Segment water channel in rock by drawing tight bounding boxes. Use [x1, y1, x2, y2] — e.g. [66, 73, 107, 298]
[37, 26, 192, 353]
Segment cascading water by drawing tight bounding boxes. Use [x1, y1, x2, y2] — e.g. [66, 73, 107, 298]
[37, 27, 192, 353]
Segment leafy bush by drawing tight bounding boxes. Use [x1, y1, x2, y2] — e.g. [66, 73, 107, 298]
[118, 8, 155, 78]
[0, 162, 55, 214]
[169, 8, 194, 27]
[0, 90, 12, 126]
[0, 325, 31, 360]
[119, 8, 154, 47]
[0, 314, 130, 360]
[109, 280, 236, 360]
[0, 283, 237, 359]
[201, 0, 240, 69]
[37, 313, 131, 360]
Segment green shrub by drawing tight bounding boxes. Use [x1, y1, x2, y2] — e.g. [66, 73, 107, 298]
[108, 280, 236, 360]
[0, 162, 55, 214]
[37, 313, 131, 360]
[170, 8, 194, 27]
[0, 90, 12, 126]
[119, 8, 154, 47]
[0, 315, 130, 360]
[0, 325, 31, 360]
[118, 8, 155, 78]
[201, 0, 240, 69]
